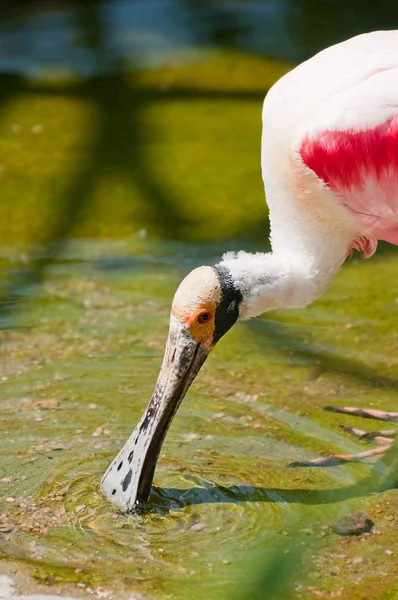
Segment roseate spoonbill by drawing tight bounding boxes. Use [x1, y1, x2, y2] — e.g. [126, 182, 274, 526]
[102, 30, 398, 512]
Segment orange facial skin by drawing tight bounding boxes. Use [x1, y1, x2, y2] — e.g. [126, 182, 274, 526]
[172, 302, 216, 351]
[170, 265, 222, 352]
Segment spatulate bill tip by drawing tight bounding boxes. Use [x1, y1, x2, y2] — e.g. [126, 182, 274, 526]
[100, 441, 142, 512]
[101, 318, 211, 512]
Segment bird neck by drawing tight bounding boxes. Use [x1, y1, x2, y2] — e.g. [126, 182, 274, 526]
[219, 248, 345, 320]
[219, 170, 369, 319]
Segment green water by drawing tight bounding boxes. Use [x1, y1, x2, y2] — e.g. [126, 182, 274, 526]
[0, 50, 398, 600]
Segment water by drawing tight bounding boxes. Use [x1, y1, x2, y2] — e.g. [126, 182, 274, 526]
[2, 0, 398, 77]
[1, 2, 398, 599]
[0, 1, 317, 75]
[0, 237, 398, 599]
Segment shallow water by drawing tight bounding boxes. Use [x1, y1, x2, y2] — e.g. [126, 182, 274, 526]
[1, 3, 398, 598]
[1, 237, 398, 599]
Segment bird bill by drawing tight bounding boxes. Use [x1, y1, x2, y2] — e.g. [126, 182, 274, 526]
[100, 316, 209, 512]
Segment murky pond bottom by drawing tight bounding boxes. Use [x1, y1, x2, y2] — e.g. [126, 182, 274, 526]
[1, 238, 398, 600]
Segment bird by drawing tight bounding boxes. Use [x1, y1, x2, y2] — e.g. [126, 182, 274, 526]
[101, 30, 398, 512]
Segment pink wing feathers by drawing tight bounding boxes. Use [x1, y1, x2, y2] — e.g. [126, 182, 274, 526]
[261, 31, 398, 254]
[300, 120, 398, 247]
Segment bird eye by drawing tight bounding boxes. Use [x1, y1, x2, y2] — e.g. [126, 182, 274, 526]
[197, 311, 212, 325]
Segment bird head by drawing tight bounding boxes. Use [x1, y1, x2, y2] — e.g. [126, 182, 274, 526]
[171, 264, 243, 350]
[101, 264, 243, 510]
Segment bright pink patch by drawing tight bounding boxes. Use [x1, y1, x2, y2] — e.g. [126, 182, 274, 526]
[300, 118, 398, 190]
[300, 118, 398, 247]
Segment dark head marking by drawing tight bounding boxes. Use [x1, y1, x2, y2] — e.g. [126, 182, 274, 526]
[213, 265, 243, 343]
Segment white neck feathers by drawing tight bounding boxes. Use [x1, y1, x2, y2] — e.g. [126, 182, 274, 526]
[219, 148, 376, 320]
[220, 251, 331, 319]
